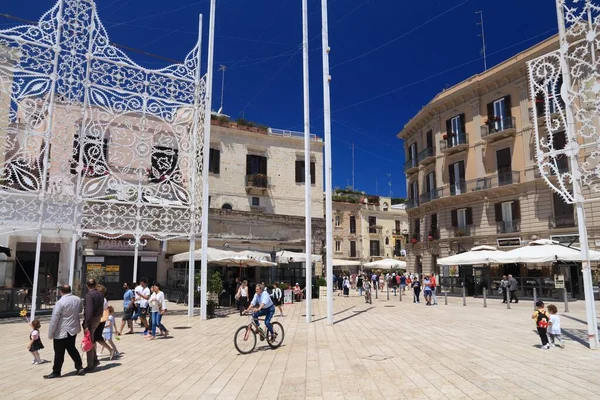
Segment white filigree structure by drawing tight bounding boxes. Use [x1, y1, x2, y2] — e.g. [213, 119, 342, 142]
[0, 0, 209, 319]
[527, 0, 600, 349]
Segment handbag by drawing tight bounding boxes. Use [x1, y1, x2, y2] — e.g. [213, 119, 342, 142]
[81, 330, 93, 352]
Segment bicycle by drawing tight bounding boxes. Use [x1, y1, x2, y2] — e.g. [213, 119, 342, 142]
[234, 312, 284, 354]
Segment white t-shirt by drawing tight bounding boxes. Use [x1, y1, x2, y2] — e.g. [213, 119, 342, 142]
[136, 286, 150, 308]
[549, 314, 561, 334]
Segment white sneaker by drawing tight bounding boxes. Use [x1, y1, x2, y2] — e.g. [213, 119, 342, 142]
[31, 360, 36, 365]
[543, 344, 551, 349]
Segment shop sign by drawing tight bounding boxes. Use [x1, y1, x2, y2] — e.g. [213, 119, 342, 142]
[104, 265, 120, 283]
[283, 289, 293, 304]
[98, 239, 144, 250]
[86, 263, 102, 271]
[141, 256, 158, 262]
[497, 238, 521, 248]
[550, 235, 579, 245]
[85, 256, 104, 263]
[554, 274, 565, 289]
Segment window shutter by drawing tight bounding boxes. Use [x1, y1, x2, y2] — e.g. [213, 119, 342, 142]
[260, 156, 267, 175]
[458, 161, 465, 181]
[466, 207, 473, 225]
[504, 95, 512, 117]
[495, 203, 503, 222]
[431, 213, 437, 228]
[487, 102, 494, 119]
[449, 163, 455, 185]
[295, 160, 303, 183]
[426, 130, 433, 147]
[451, 209, 457, 227]
[246, 154, 251, 175]
[460, 113, 466, 134]
[446, 119, 452, 135]
[512, 200, 521, 220]
[310, 162, 315, 184]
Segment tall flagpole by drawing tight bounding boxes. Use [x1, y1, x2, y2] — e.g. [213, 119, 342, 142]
[302, 0, 312, 323]
[321, 0, 334, 325]
[200, 0, 217, 321]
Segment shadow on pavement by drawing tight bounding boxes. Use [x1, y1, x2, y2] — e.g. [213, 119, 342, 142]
[333, 307, 373, 325]
[312, 306, 355, 323]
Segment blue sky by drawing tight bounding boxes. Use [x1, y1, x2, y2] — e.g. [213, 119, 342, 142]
[1, 0, 560, 197]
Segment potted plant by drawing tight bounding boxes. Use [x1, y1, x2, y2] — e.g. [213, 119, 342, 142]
[427, 235, 434, 241]
[410, 238, 418, 244]
[442, 133, 448, 140]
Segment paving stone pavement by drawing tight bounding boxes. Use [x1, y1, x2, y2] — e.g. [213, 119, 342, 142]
[2, 291, 600, 399]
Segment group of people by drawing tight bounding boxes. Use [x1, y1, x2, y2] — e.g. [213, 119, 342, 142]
[27, 277, 169, 379]
[499, 274, 519, 303]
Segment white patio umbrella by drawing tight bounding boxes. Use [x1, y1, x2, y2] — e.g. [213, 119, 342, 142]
[235, 250, 272, 261]
[172, 247, 239, 263]
[437, 245, 508, 266]
[276, 250, 322, 264]
[332, 259, 361, 267]
[363, 258, 407, 270]
[212, 255, 276, 268]
[490, 239, 600, 264]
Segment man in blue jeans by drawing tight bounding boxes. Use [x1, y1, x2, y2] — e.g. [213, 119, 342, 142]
[247, 284, 276, 339]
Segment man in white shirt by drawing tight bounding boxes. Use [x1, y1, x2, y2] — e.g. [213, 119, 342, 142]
[247, 284, 276, 338]
[133, 278, 150, 334]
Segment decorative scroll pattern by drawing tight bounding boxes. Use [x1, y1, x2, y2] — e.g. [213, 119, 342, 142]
[0, 0, 205, 242]
[527, 0, 600, 204]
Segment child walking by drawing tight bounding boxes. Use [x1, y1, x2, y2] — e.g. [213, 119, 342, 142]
[28, 319, 45, 364]
[532, 301, 551, 349]
[99, 306, 119, 359]
[547, 304, 565, 349]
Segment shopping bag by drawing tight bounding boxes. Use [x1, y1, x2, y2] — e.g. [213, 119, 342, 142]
[81, 330, 93, 352]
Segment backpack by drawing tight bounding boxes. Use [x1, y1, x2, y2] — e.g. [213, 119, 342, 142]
[536, 310, 550, 329]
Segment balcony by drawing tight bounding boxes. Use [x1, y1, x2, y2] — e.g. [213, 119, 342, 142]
[348, 250, 361, 259]
[405, 198, 419, 210]
[408, 232, 421, 244]
[427, 228, 440, 241]
[497, 220, 521, 234]
[245, 173, 269, 195]
[452, 226, 472, 238]
[419, 188, 443, 204]
[404, 157, 418, 174]
[450, 171, 520, 196]
[369, 225, 383, 235]
[552, 215, 576, 228]
[417, 147, 435, 165]
[440, 132, 468, 154]
[481, 116, 517, 141]
[392, 229, 404, 236]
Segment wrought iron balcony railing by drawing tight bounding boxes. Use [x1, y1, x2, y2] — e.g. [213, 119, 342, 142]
[552, 215, 576, 228]
[497, 220, 521, 234]
[404, 157, 418, 173]
[440, 132, 468, 152]
[481, 116, 517, 139]
[417, 147, 435, 164]
[406, 198, 419, 209]
[245, 173, 268, 188]
[419, 188, 443, 204]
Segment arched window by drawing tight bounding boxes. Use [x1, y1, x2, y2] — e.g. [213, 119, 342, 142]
[385, 237, 390, 245]
[383, 202, 389, 211]
[222, 203, 232, 210]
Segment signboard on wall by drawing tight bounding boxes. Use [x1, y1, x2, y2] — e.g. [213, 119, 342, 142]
[550, 235, 579, 245]
[497, 238, 521, 248]
[554, 274, 565, 289]
[98, 239, 145, 250]
[85, 257, 104, 263]
[104, 265, 120, 283]
[86, 264, 102, 271]
[140, 256, 158, 262]
[283, 289, 293, 304]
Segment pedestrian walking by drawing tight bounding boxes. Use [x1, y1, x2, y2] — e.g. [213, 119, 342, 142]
[271, 282, 284, 316]
[547, 304, 565, 348]
[94, 285, 113, 359]
[27, 319, 44, 365]
[500, 275, 509, 303]
[99, 306, 119, 358]
[400, 274, 407, 292]
[357, 274, 364, 296]
[343, 277, 350, 297]
[118, 282, 135, 335]
[430, 274, 438, 305]
[146, 283, 168, 340]
[412, 279, 421, 303]
[83, 278, 104, 372]
[508, 274, 518, 303]
[134, 278, 151, 334]
[379, 274, 384, 291]
[423, 275, 432, 305]
[371, 272, 378, 291]
[44, 284, 84, 379]
[235, 280, 249, 316]
[532, 301, 551, 349]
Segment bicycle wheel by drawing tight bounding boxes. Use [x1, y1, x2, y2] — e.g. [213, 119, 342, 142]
[267, 322, 284, 349]
[234, 326, 256, 354]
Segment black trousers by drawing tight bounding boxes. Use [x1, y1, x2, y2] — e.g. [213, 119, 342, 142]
[502, 288, 507, 302]
[509, 290, 518, 303]
[53, 333, 83, 374]
[537, 327, 548, 346]
[414, 290, 420, 302]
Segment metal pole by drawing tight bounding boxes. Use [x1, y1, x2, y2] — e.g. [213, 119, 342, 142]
[321, 0, 334, 326]
[399, 284, 402, 302]
[375, 283, 378, 299]
[132, 240, 139, 283]
[554, 0, 598, 349]
[444, 290, 448, 305]
[302, 0, 312, 323]
[199, 0, 217, 321]
[386, 281, 389, 300]
[30, 233, 43, 321]
[483, 287, 487, 308]
[68, 233, 78, 287]
[533, 287, 537, 310]
[563, 287, 569, 313]
[462, 284, 466, 306]
[187, 14, 203, 318]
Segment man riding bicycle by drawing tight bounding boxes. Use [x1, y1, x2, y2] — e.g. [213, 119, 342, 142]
[247, 284, 276, 339]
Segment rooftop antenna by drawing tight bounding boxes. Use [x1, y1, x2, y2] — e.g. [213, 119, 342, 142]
[387, 173, 392, 198]
[351, 143, 355, 190]
[217, 64, 226, 114]
[476, 11, 487, 71]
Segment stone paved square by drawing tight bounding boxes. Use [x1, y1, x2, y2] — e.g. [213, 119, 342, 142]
[2, 292, 600, 399]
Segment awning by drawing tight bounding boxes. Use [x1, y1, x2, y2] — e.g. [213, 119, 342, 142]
[172, 247, 239, 263]
[437, 245, 508, 266]
[490, 239, 600, 263]
[363, 258, 407, 270]
[276, 250, 322, 264]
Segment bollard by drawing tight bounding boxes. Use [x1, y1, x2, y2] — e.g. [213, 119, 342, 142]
[507, 289, 511, 310]
[375, 284, 378, 299]
[533, 287, 537, 310]
[483, 287, 487, 308]
[563, 287, 569, 313]
[399, 285, 402, 302]
[462, 285, 466, 306]
[444, 290, 448, 305]
[387, 284, 390, 301]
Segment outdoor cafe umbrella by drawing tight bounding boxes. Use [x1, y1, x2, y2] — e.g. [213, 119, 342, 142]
[332, 259, 361, 267]
[172, 247, 239, 263]
[436, 245, 508, 266]
[276, 250, 322, 264]
[212, 255, 276, 268]
[489, 239, 600, 264]
[363, 258, 407, 270]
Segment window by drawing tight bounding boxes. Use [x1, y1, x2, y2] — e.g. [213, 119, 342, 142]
[335, 240, 341, 252]
[222, 203, 232, 210]
[430, 213, 438, 239]
[383, 202, 389, 211]
[71, 134, 108, 176]
[150, 145, 178, 182]
[451, 207, 473, 235]
[553, 192, 575, 227]
[395, 220, 401, 233]
[394, 240, 402, 256]
[246, 154, 267, 175]
[426, 129, 433, 148]
[495, 201, 520, 233]
[350, 241, 357, 258]
[426, 172, 436, 198]
[209, 148, 220, 174]
[413, 218, 420, 237]
[449, 160, 465, 195]
[385, 237, 390, 245]
[411, 181, 419, 202]
[409, 143, 417, 161]
[251, 197, 260, 206]
[369, 240, 380, 257]
[368, 216, 377, 233]
[335, 214, 341, 227]
[487, 95, 512, 131]
[295, 160, 316, 184]
[349, 216, 356, 234]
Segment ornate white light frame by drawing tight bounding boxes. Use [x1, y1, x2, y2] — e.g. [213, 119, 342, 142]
[527, 0, 599, 349]
[0, 0, 206, 319]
